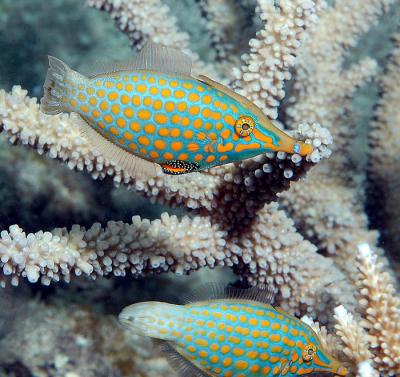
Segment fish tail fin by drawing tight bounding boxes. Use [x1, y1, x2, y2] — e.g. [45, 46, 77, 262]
[119, 302, 185, 341]
[40, 56, 73, 115]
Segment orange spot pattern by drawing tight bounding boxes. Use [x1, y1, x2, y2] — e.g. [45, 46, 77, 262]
[68, 71, 287, 172]
[165, 300, 321, 377]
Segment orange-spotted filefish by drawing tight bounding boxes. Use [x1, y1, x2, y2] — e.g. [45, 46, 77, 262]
[40, 42, 313, 178]
[119, 285, 348, 377]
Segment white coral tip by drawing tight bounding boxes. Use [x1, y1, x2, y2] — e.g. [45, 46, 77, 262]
[357, 243, 371, 256]
[357, 360, 375, 377]
[357, 243, 376, 263]
[300, 315, 314, 327]
[333, 305, 349, 322]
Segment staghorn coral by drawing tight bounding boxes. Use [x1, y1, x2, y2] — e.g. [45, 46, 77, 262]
[0, 84, 346, 316]
[232, 0, 324, 119]
[333, 244, 400, 376]
[0, 0, 356, 319]
[86, 0, 219, 78]
[278, 0, 394, 282]
[1, 0, 400, 375]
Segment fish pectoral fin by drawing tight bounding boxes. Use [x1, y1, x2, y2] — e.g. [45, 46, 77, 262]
[157, 341, 210, 377]
[71, 113, 158, 180]
[161, 160, 199, 175]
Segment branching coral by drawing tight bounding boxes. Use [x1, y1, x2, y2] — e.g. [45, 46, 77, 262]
[0, 0, 400, 375]
[0, 0, 356, 319]
[86, 0, 219, 78]
[279, 0, 394, 281]
[0, 83, 346, 316]
[333, 244, 400, 376]
[232, 0, 324, 119]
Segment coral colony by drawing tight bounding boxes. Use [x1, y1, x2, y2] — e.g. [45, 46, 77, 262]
[0, 0, 399, 376]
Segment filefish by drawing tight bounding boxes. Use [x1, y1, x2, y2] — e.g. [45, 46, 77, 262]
[119, 285, 348, 377]
[40, 42, 313, 178]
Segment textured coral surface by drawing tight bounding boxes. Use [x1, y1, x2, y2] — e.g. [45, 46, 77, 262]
[0, 0, 399, 376]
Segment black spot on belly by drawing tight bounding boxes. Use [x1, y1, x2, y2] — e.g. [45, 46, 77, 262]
[161, 160, 199, 175]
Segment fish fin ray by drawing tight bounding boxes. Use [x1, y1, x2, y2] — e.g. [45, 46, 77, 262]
[181, 283, 276, 305]
[71, 113, 158, 180]
[88, 41, 192, 78]
[40, 56, 71, 115]
[158, 341, 211, 377]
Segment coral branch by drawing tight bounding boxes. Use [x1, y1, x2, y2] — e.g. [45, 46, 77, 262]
[287, 0, 394, 152]
[332, 244, 400, 376]
[280, 0, 392, 278]
[0, 86, 330, 220]
[334, 305, 374, 369]
[0, 202, 353, 319]
[0, 214, 225, 286]
[356, 244, 400, 375]
[233, 0, 323, 119]
[86, 0, 218, 78]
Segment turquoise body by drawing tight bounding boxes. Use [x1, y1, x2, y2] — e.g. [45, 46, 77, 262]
[171, 300, 336, 376]
[63, 70, 289, 172]
[119, 299, 345, 377]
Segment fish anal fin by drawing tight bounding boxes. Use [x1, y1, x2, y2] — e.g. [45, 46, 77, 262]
[161, 160, 199, 175]
[157, 341, 211, 377]
[71, 113, 158, 180]
[181, 283, 276, 305]
[88, 41, 192, 78]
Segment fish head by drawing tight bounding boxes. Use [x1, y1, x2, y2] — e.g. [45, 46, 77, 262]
[296, 342, 348, 376]
[230, 111, 313, 158]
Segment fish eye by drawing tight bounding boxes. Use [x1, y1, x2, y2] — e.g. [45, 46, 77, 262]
[235, 116, 255, 137]
[302, 344, 316, 362]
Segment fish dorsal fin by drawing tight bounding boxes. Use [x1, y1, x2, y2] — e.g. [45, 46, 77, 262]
[156, 341, 211, 377]
[181, 283, 276, 305]
[88, 41, 192, 78]
[71, 113, 158, 180]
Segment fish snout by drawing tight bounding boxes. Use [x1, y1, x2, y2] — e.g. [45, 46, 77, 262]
[334, 366, 348, 376]
[294, 142, 313, 156]
[118, 307, 135, 329]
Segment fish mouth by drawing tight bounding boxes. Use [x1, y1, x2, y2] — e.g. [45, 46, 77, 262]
[118, 309, 134, 329]
[312, 354, 348, 376]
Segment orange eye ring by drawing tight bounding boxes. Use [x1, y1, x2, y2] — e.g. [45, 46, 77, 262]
[234, 116, 255, 137]
[302, 344, 316, 362]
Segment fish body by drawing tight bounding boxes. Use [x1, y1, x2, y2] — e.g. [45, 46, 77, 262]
[119, 288, 348, 377]
[41, 43, 313, 177]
